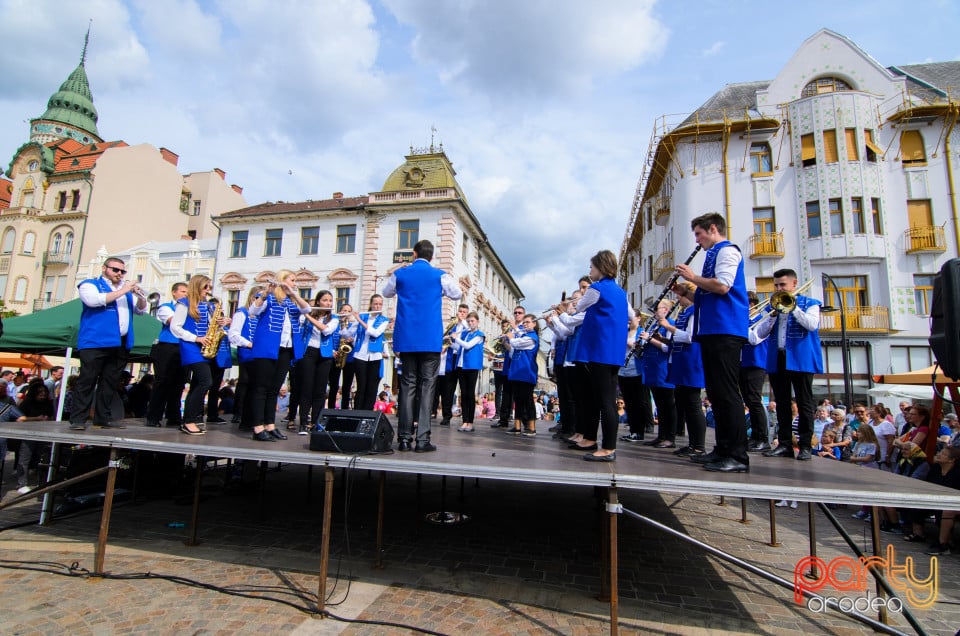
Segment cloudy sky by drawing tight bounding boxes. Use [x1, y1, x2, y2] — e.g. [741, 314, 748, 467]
[0, 0, 958, 310]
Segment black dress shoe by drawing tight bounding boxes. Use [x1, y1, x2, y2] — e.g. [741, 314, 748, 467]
[569, 442, 598, 451]
[252, 430, 276, 442]
[231, 417, 242, 424]
[583, 451, 616, 462]
[654, 440, 676, 449]
[747, 441, 773, 452]
[94, 421, 126, 429]
[642, 438, 663, 446]
[763, 445, 794, 458]
[145, 420, 161, 428]
[703, 457, 750, 473]
[673, 446, 695, 457]
[207, 416, 226, 423]
[398, 440, 412, 451]
[414, 442, 437, 453]
[439, 419, 450, 427]
[690, 450, 722, 464]
[796, 449, 812, 461]
[269, 429, 288, 440]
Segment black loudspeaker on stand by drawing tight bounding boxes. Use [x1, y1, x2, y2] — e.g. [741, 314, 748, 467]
[309, 409, 395, 454]
[929, 258, 960, 381]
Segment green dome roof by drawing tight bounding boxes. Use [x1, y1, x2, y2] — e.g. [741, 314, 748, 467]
[40, 61, 99, 137]
[381, 149, 465, 200]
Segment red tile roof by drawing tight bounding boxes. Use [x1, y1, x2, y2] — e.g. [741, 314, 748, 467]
[48, 139, 127, 175]
[0, 177, 12, 210]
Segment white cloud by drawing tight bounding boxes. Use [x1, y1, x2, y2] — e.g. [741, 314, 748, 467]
[702, 40, 725, 57]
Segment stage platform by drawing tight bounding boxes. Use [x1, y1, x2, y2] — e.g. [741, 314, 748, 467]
[1, 417, 958, 509]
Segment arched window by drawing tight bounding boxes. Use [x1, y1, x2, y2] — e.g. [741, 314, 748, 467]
[13, 277, 27, 302]
[900, 130, 927, 166]
[20, 177, 35, 208]
[801, 76, 852, 98]
[22, 232, 35, 255]
[1, 228, 15, 254]
[51, 233, 62, 254]
[64, 232, 74, 254]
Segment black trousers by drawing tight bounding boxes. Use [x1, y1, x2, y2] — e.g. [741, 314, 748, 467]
[510, 380, 536, 422]
[206, 366, 225, 419]
[287, 359, 301, 422]
[146, 342, 185, 425]
[498, 374, 515, 426]
[237, 361, 253, 427]
[555, 365, 578, 435]
[397, 352, 439, 443]
[698, 335, 748, 463]
[771, 351, 815, 451]
[619, 374, 652, 437]
[493, 372, 507, 417]
[353, 358, 382, 411]
[249, 349, 293, 427]
[338, 360, 356, 409]
[183, 361, 213, 425]
[650, 386, 677, 442]
[440, 367, 459, 421]
[572, 363, 595, 437]
[298, 348, 334, 425]
[739, 365, 768, 442]
[327, 365, 341, 408]
[72, 346, 128, 425]
[587, 362, 621, 450]
[675, 385, 706, 451]
[458, 369, 479, 423]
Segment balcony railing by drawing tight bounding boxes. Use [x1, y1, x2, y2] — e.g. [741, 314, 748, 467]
[42, 251, 72, 267]
[820, 306, 889, 332]
[747, 231, 784, 259]
[33, 298, 64, 312]
[652, 250, 675, 282]
[654, 206, 670, 226]
[903, 225, 946, 254]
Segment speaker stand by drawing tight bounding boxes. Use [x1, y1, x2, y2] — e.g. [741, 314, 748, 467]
[424, 475, 469, 525]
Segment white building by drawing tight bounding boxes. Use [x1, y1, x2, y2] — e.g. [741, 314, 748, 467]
[212, 145, 523, 392]
[620, 29, 960, 402]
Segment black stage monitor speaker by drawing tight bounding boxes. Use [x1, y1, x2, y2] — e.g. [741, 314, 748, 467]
[309, 409, 395, 454]
[929, 258, 960, 381]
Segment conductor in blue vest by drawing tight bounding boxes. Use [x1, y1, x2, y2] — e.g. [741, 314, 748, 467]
[70, 257, 147, 430]
[382, 240, 463, 452]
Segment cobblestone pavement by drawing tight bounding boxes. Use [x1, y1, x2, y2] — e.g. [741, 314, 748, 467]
[0, 428, 957, 635]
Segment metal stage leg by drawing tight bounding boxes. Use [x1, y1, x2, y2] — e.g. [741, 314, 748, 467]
[257, 461, 268, 521]
[40, 443, 61, 525]
[805, 502, 818, 580]
[739, 498, 749, 524]
[718, 495, 727, 506]
[871, 506, 889, 625]
[93, 449, 120, 574]
[185, 455, 203, 547]
[317, 465, 335, 615]
[425, 474, 469, 525]
[597, 486, 610, 603]
[767, 500, 781, 547]
[374, 471, 386, 570]
[306, 465, 313, 501]
[606, 487, 621, 636]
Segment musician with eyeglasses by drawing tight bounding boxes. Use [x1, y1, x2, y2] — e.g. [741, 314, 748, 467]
[70, 257, 148, 431]
[753, 268, 822, 461]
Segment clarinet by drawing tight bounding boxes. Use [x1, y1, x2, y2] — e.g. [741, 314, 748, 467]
[624, 245, 702, 365]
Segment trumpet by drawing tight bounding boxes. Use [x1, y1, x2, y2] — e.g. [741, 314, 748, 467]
[748, 279, 815, 319]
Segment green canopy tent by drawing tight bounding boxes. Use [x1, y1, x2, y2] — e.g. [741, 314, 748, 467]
[0, 298, 161, 360]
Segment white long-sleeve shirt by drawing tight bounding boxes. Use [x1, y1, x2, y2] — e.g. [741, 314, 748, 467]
[78, 277, 146, 337]
[752, 300, 820, 349]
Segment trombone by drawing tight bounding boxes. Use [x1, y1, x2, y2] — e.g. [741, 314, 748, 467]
[748, 279, 815, 319]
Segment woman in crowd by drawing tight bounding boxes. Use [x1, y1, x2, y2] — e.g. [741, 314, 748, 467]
[892, 404, 931, 459]
[296, 290, 339, 435]
[247, 271, 312, 441]
[171, 275, 228, 436]
[505, 313, 540, 436]
[227, 287, 261, 430]
[902, 446, 960, 555]
[351, 294, 392, 410]
[454, 311, 485, 432]
[868, 404, 897, 469]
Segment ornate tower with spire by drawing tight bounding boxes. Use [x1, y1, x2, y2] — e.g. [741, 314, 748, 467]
[29, 25, 102, 145]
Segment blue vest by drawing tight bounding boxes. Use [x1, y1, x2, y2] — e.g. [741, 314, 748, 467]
[764, 295, 824, 374]
[213, 334, 233, 369]
[236, 307, 258, 364]
[251, 294, 306, 361]
[554, 336, 568, 371]
[458, 330, 486, 370]
[356, 313, 389, 354]
[741, 313, 769, 369]
[178, 298, 214, 366]
[77, 277, 136, 351]
[303, 315, 337, 358]
[641, 322, 674, 389]
[667, 306, 704, 388]
[566, 324, 584, 364]
[694, 241, 748, 340]
[157, 301, 179, 344]
[579, 278, 629, 366]
[444, 323, 465, 373]
[392, 260, 444, 353]
[507, 331, 539, 384]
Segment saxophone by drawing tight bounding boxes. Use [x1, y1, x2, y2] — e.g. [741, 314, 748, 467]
[440, 317, 460, 353]
[201, 301, 224, 359]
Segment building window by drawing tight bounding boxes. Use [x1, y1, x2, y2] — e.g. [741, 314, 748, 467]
[398, 220, 419, 249]
[227, 290, 240, 317]
[750, 142, 772, 175]
[825, 275, 868, 309]
[752, 207, 775, 235]
[864, 130, 882, 162]
[0, 275, 8, 298]
[801, 76, 852, 98]
[629, 255, 635, 275]
[755, 276, 774, 306]
[823, 129, 839, 163]
[890, 346, 933, 373]
[914, 274, 936, 316]
[805, 201, 822, 238]
[13, 277, 27, 302]
[264, 229, 282, 256]
[300, 226, 319, 255]
[336, 287, 350, 310]
[64, 232, 74, 254]
[462, 233, 469, 262]
[801, 134, 816, 167]
[57, 191, 67, 212]
[647, 255, 653, 282]
[845, 128, 859, 161]
[829, 199, 844, 235]
[907, 199, 933, 230]
[900, 130, 927, 167]
[336, 224, 356, 253]
[1, 228, 15, 254]
[22, 232, 35, 255]
[851, 197, 865, 234]
[871, 198, 883, 235]
[192, 200, 202, 216]
[299, 288, 312, 301]
[70, 190, 80, 210]
[51, 233, 62, 253]
[230, 231, 248, 258]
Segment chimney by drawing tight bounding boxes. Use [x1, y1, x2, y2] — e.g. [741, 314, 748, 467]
[213, 168, 226, 180]
[333, 191, 344, 199]
[231, 184, 243, 195]
[159, 147, 179, 166]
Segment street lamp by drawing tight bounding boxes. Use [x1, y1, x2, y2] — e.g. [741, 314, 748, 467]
[821, 273, 853, 410]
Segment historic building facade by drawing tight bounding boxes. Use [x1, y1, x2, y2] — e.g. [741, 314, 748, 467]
[213, 145, 523, 390]
[620, 29, 960, 400]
